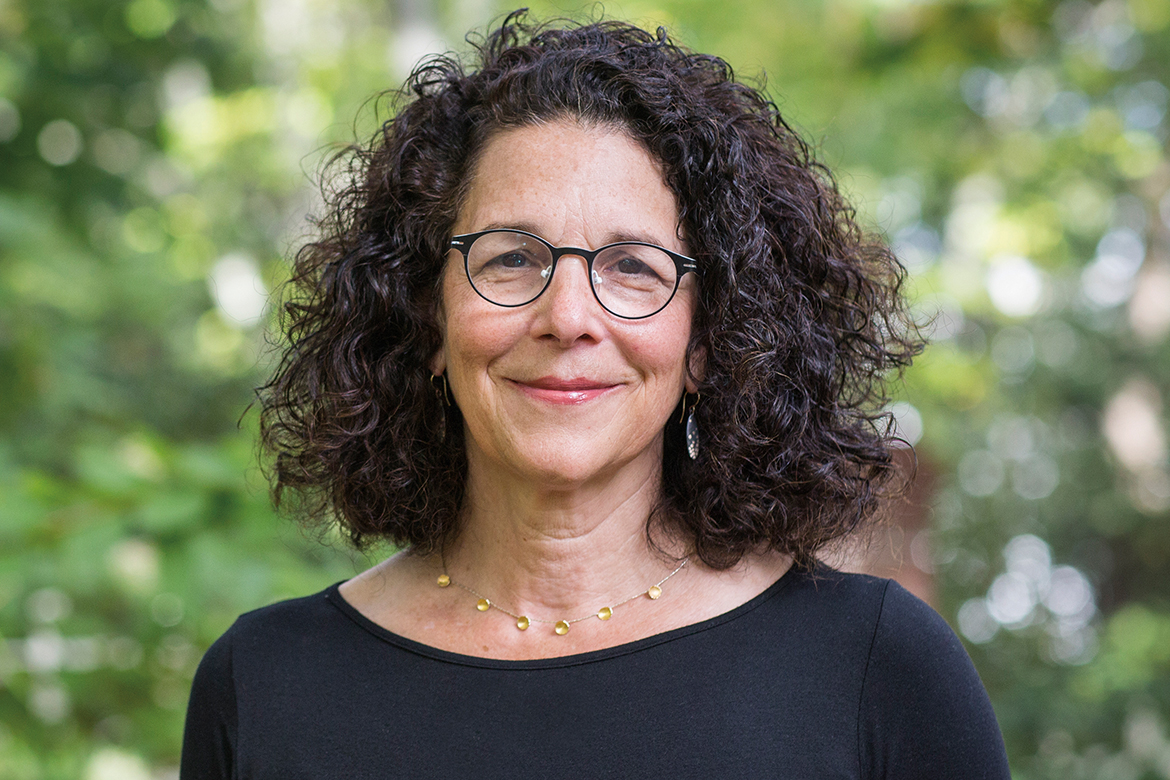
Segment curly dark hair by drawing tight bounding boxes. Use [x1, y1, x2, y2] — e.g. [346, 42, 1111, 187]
[259, 11, 924, 570]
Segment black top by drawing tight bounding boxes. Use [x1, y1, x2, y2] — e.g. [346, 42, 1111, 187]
[181, 566, 1010, 779]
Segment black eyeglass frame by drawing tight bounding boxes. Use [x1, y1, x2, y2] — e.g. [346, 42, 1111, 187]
[448, 228, 701, 320]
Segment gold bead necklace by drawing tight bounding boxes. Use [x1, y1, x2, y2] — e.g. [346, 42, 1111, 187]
[437, 557, 689, 636]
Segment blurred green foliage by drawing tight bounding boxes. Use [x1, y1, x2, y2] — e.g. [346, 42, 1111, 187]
[1, 0, 1169, 777]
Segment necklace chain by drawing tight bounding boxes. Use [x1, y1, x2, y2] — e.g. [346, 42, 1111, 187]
[438, 556, 689, 635]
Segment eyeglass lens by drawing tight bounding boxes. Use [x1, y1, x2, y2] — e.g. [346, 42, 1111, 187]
[463, 231, 680, 318]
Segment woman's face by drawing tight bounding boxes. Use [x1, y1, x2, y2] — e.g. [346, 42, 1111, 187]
[434, 120, 698, 487]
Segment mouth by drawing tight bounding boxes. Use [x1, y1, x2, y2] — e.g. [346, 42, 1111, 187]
[510, 376, 619, 405]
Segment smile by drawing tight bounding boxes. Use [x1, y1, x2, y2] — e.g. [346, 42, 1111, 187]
[509, 377, 619, 405]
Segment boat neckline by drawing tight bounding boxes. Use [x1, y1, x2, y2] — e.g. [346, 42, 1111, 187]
[325, 563, 804, 670]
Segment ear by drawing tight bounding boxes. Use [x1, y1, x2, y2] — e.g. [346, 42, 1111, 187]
[429, 347, 446, 377]
[685, 345, 706, 394]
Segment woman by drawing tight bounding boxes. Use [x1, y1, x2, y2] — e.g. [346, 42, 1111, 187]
[182, 14, 1010, 779]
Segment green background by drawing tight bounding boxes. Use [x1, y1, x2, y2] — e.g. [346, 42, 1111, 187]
[2, 0, 1170, 777]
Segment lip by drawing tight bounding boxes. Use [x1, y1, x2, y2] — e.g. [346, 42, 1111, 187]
[510, 376, 619, 405]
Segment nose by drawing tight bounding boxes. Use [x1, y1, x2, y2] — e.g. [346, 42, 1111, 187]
[532, 254, 603, 343]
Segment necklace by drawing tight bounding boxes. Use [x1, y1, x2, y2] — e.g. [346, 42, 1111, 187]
[437, 556, 690, 636]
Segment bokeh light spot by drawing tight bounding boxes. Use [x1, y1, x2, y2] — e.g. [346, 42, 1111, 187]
[125, 0, 177, 39]
[37, 120, 83, 166]
[208, 253, 268, 326]
[986, 256, 1044, 317]
[959, 450, 1005, 496]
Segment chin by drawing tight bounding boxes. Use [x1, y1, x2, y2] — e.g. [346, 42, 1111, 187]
[501, 434, 662, 489]
[510, 446, 615, 486]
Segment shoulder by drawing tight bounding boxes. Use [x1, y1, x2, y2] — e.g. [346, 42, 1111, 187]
[864, 575, 968, 667]
[774, 566, 899, 637]
[776, 567, 962, 655]
[714, 567, 917, 702]
[761, 568, 1009, 778]
[846, 575, 1011, 779]
[190, 585, 391, 730]
[860, 576, 987, 702]
[225, 586, 341, 646]
[183, 585, 366, 777]
[193, 585, 356, 689]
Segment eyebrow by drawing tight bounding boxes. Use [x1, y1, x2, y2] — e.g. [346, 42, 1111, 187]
[477, 221, 674, 249]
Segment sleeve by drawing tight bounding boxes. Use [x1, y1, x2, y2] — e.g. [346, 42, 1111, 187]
[857, 580, 1011, 780]
[180, 629, 238, 780]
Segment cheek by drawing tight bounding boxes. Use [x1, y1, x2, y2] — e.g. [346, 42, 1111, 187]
[448, 317, 514, 371]
[439, 280, 518, 380]
[659, 300, 697, 376]
[628, 319, 693, 388]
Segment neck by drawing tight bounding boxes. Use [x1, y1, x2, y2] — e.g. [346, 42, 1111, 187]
[443, 438, 685, 619]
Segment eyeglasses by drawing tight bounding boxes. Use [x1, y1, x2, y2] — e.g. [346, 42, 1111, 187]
[448, 229, 700, 320]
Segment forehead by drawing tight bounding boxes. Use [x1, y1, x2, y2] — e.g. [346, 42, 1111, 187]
[454, 120, 683, 249]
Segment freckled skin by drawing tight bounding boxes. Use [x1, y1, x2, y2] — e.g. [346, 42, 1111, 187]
[434, 121, 698, 490]
[338, 122, 789, 661]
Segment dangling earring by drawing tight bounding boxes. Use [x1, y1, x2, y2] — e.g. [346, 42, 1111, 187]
[680, 392, 700, 460]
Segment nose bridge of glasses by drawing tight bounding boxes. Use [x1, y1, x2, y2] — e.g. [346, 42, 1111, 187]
[550, 245, 598, 265]
[545, 246, 597, 285]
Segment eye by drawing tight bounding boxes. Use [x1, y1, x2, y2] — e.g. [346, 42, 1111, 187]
[614, 256, 651, 276]
[494, 252, 531, 269]
[592, 246, 676, 298]
[599, 252, 663, 282]
[482, 250, 542, 271]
